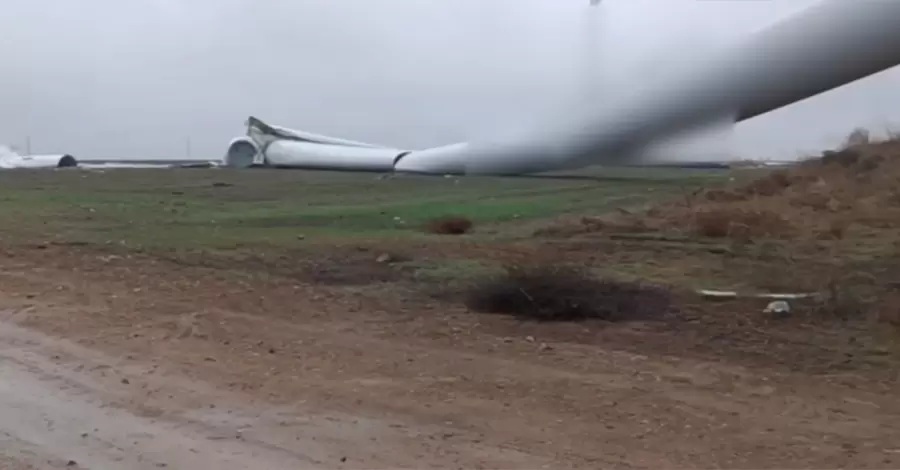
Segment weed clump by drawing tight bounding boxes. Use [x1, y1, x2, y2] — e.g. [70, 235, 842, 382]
[425, 216, 473, 235]
[464, 263, 670, 322]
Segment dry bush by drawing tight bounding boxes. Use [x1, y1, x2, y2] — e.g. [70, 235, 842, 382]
[858, 153, 885, 173]
[789, 191, 834, 211]
[693, 207, 791, 239]
[825, 218, 850, 240]
[739, 169, 794, 197]
[821, 148, 862, 167]
[875, 292, 900, 330]
[424, 216, 473, 235]
[464, 263, 671, 322]
[694, 210, 731, 238]
[812, 279, 873, 320]
[701, 188, 746, 203]
[702, 170, 805, 204]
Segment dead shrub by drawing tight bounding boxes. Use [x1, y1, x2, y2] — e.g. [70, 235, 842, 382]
[790, 192, 832, 211]
[888, 185, 900, 206]
[813, 279, 873, 320]
[858, 154, 884, 173]
[824, 218, 850, 240]
[694, 210, 731, 238]
[694, 208, 790, 239]
[740, 170, 793, 197]
[821, 149, 862, 167]
[703, 189, 746, 203]
[425, 216, 473, 235]
[464, 263, 671, 322]
[875, 293, 900, 330]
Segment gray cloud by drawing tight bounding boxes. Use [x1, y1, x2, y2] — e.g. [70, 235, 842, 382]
[1, 0, 897, 161]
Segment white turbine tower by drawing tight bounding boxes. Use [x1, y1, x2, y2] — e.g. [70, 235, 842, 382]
[583, 0, 603, 101]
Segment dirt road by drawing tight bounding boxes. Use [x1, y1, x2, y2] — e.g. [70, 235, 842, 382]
[1, 248, 898, 469]
[0, 322, 361, 469]
[0, 316, 565, 469]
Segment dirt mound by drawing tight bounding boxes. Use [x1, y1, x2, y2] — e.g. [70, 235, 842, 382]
[464, 263, 671, 322]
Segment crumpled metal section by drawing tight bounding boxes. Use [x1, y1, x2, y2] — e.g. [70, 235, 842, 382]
[224, 116, 407, 171]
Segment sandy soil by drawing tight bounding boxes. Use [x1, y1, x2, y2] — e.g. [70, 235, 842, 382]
[1, 246, 898, 469]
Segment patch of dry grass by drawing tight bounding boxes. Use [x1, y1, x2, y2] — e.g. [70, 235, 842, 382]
[558, 139, 900, 245]
[536, 136, 900, 245]
[666, 151, 898, 240]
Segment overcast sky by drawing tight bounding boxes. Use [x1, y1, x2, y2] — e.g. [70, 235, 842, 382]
[2, 0, 899, 161]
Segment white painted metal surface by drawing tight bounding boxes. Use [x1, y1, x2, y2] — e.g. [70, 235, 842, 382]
[224, 137, 262, 168]
[0, 147, 78, 169]
[264, 140, 402, 172]
[224, 117, 407, 170]
[397, 0, 900, 175]
[392, 143, 470, 175]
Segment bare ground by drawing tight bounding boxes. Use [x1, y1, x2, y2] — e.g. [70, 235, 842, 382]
[0, 244, 898, 469]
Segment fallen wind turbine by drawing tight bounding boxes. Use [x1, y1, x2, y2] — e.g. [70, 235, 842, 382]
[226, 0, 900, 176]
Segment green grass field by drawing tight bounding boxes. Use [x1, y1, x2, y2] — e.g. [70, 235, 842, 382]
[0, 165, 888, 303]
[0, 166, 888, 298]
[0, 167, 725, 249]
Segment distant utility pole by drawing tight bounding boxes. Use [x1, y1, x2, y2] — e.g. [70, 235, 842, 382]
[25, 136, 31, 155]
[185, 137, 192, 158]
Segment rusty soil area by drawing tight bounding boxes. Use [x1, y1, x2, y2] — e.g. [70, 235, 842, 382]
[0, 162, 898, 469]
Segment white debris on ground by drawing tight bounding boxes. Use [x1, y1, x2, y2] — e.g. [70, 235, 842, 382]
[764, 300, 791, 316]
